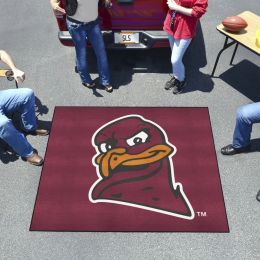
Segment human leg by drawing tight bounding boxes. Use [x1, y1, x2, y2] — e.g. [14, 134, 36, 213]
[0, 113, 33, 157]
[165, 36, 191, 92]
[88, 22, 111, 88]
[221, 102, 260, 155]
[0, 89, 46, 164]
[171, 38, 192, 82]
[232, 102, 260, 148]
[66, 19, 93, 85]
[0, 88, 37, 132]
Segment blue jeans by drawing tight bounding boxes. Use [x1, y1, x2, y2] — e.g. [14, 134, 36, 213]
[0, 88, 37, 157]
[168, 35, 192, 82]
[233, 102, 260, 148]
[66, 18, 110, 86]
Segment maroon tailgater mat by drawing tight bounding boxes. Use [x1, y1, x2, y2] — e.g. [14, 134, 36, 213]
[30, 107, 229, 232]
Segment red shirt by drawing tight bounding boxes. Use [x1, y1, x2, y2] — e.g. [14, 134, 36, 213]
[163, 0, 208, 39]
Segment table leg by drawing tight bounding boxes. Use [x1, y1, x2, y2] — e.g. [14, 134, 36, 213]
[211, 37, 236, 77]
[230, 42, 239, 65]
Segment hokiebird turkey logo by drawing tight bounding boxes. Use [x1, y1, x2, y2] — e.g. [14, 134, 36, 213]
[88, 115, 194, 220]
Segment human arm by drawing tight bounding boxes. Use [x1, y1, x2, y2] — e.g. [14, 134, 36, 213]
[50, 0, 66, 16]
[167, 0, 192, 16]
[104, 0, 112, 4]
[100, 0, 112, 8]
[167, 0, 208, 18]
[0, 50, 25, 83]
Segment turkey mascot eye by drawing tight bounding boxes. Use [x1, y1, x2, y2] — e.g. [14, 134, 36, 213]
[99, 143, 112, 153]
[126, 130, 149, 146]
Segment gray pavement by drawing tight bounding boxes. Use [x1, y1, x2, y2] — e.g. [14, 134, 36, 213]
[0, 0, 260, 259]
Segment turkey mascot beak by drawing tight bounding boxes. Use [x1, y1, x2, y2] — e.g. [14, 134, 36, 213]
[95, 144, 173, 178]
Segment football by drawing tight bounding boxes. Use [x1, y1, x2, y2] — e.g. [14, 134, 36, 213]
[222, 16, 248, 32]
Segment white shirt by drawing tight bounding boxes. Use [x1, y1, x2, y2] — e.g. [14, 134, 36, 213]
[69, 0, 98, 23]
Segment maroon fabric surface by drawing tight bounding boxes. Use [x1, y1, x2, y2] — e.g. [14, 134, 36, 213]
[30, 107, 229, 232]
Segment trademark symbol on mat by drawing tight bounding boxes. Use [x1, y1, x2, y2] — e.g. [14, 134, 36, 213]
[196, 211, 207, 217]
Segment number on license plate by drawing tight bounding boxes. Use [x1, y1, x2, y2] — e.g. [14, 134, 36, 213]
[114, 32, 139, 44]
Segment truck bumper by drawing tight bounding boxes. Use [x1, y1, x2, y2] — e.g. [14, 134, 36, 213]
[58, 30, 169, 49]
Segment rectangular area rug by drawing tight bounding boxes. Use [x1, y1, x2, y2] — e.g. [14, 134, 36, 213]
[30, 107, 229, 232]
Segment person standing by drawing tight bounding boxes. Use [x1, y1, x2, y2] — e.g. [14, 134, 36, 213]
[163, 0, 208, 94]
[50, 0, 113, 92]
[0, 50, 49, 166]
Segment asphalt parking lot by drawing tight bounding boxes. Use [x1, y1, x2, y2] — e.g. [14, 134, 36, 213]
[0, 0, 259, 259]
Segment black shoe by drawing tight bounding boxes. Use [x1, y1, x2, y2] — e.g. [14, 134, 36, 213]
[256, 190, 260, 202]
[82, 81, 96, 89]
[172, 79, 186, 94]
[164, 76, 176, 90]
[221, 144, 251, 155]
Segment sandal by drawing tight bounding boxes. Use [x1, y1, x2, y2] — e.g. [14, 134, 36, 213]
[22, 152, 44, 166]
[82, 82, 96, 89]
[104, 85, 113, 93]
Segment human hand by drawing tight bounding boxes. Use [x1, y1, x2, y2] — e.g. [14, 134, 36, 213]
[50, 1, 66, 16]
[104, 0, 112, 8]
[167, 0, 179, 11]
[12, 68, 25, 84]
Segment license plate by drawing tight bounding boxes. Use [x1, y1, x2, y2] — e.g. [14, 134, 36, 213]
[114, 32, 139, 44]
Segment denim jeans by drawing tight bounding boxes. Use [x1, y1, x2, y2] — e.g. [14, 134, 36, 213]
[0, 88, 37, 157]
[233, 102, 260, 148]
[66, 18, 110, 86]
[168, 35, 192, 82]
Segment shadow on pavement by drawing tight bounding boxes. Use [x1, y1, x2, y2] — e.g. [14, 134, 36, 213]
[36, 119, 52, 132]
[183, 22, 214, 94]
[0, 140, 19, 164]
[35, 96, 49, 117]
[35, 96, 51, 130]
[249, 138, 260, 153]
[219, 60, 260, 102]
[88, 48, 172, 91]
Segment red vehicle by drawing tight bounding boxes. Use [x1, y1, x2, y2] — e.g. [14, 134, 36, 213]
[55, 0, 169, 49]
